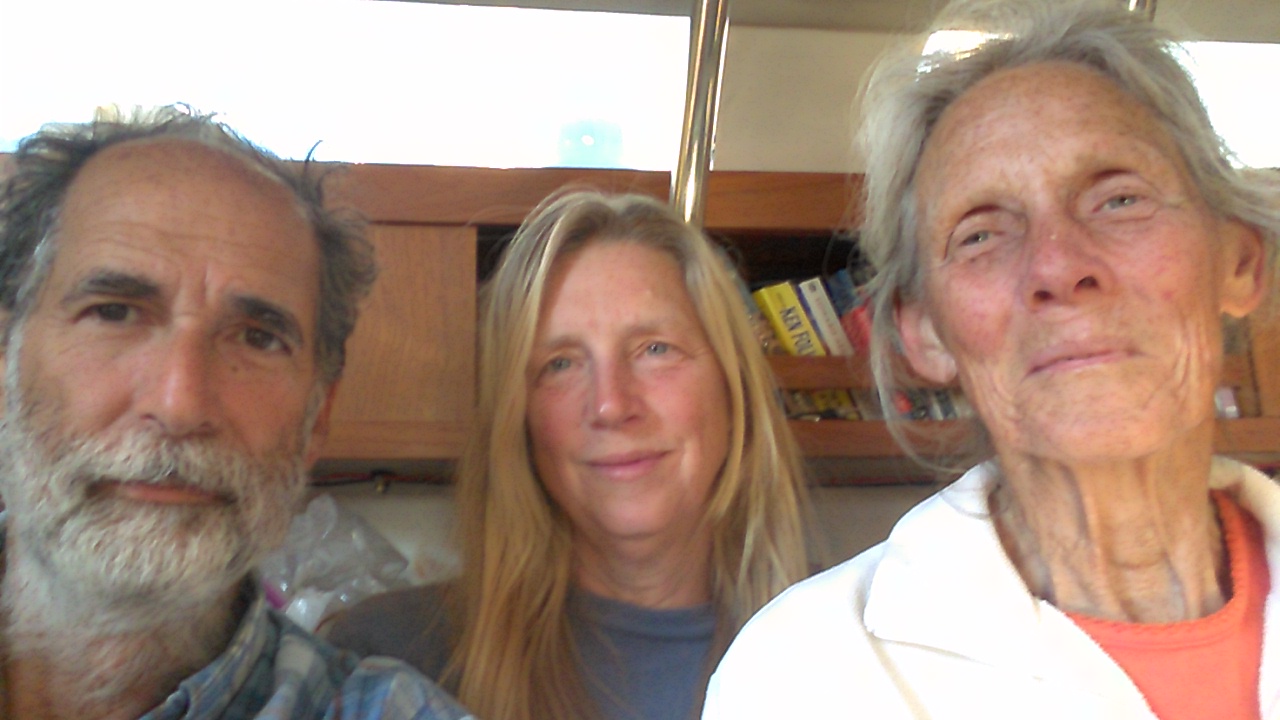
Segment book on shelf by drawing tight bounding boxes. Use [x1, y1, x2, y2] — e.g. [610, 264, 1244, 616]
[751, 281, 860, 420]
[796, 276, 856, 357]
[922, 387, 976, 420]
[730, 263, 787, 358]
[726, 264, 817, 417]
[814, 267, 884, 417]
[796, 275, 883, 419]
[824, 265, 975, 422]
[824, 266, 862, 314]
[751, 314, 820, 417]
[824, 267, 873, 355]
[750, 280, 825, 418]
[839, 366, 977, 422]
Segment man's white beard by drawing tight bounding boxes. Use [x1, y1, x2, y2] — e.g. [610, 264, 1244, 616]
[3, 420, 309, 622]
[0, 383, 314, 689]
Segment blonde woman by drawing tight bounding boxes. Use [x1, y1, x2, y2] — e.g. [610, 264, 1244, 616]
[329, 191, 813, 720]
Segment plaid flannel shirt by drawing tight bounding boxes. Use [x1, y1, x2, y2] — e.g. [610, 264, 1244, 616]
[140, 583, 474, 720]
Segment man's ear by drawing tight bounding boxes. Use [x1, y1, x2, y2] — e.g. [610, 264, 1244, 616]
[1220, 220, 1268, 318]
[304, 382, 340, 469]
[896, 300, 957, 385]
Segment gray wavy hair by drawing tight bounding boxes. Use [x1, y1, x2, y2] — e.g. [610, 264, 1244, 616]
[0, 105, 375, 386]
[857, 0, 1280, 460]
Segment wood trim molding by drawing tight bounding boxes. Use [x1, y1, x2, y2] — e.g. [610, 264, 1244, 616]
[323, 164, 859, 232]
[0, 154, 860, 231]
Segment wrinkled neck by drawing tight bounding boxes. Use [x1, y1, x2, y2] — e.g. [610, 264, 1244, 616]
[991, 421, 1226, 623]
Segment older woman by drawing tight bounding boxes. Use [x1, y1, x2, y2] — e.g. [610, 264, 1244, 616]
[703, 1, 1280, 718]
[328, 191, 813, 720]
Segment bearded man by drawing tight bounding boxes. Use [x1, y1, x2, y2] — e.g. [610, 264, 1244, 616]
[0, 107, 472, 720]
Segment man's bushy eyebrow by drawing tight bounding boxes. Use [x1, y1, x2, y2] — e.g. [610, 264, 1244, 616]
[234, 295, 304, 347]
[61, 270, 159, 306]
[59, 271, 306, 347]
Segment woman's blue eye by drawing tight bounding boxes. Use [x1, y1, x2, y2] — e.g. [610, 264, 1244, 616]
[646, 342, 670, 355]
[547, 357, 572, 372]
[1103, 194, 1139, 210]
[958, 230, 990, 247]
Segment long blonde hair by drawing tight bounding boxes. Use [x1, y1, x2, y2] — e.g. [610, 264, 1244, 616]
[448, 190, 812, 719]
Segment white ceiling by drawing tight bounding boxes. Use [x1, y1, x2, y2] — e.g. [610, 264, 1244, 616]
[404, 0, 1280, 42]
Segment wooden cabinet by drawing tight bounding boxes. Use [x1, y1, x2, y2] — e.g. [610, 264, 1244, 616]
[1253, 313, 1280, 418]
[312, 165, 1280, 472]
[323, 224, 476, 463]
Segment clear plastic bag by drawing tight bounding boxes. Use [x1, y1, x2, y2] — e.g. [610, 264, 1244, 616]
[259, 493, 411, 631]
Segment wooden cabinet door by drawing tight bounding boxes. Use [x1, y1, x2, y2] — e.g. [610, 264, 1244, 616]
[1252, 313, 1280, 418]
[320, 224, 477, 462]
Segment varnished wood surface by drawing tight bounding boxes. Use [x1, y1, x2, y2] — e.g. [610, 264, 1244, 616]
[322, 224, 477, 460]
[1252, 313, 1280, 417]
[325, 164, 859, 232]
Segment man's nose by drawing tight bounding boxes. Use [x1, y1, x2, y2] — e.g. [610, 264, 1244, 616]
[138, 328, 221, 439]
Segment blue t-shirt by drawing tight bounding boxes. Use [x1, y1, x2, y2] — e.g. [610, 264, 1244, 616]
[570, 590, 716, 720]
[328, 585, 716, 720]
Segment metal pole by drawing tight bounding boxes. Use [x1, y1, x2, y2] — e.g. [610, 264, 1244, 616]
[671, 0, 729, 227]
[1126, 0, 1156, 20]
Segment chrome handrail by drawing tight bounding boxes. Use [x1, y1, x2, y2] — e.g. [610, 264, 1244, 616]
[1127, 0, 1157, 20]
[671, 0, 729, 226]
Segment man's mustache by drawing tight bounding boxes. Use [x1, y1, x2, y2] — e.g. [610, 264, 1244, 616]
[54, 438, 253, 508]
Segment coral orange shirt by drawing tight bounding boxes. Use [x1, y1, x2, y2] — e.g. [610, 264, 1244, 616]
[1069, 491, 1267, 720]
